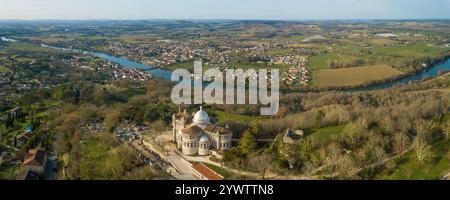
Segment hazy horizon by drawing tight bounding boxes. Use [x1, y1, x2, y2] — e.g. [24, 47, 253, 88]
[0, 0, 449, 20]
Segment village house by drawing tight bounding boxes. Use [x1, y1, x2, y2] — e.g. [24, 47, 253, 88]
[22, 149, 47, 176]
[16, 131, 33, 148]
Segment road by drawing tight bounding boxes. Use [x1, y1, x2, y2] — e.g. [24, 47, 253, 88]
[131, 140, 197, 180]
[44, 152, 57, 180]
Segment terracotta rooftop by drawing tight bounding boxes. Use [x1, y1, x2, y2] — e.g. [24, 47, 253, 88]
[192, 162, 224, 180]
[204, 124, 231, 135]
[181, 124, 203, 135]
[22, 149, 46, 167]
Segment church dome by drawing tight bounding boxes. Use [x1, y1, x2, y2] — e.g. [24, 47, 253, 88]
[199, 134, 210, 143]
[193, 106, 210, 126]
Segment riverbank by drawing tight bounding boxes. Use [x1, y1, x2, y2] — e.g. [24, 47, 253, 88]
[5, 36, 450, 93]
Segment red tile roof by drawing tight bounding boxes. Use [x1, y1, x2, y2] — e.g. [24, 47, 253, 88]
[181, 124, 203, 135]
[192, 162, 224, 180]
[23, 149, 46, 167]
[204, 124, 231, 135]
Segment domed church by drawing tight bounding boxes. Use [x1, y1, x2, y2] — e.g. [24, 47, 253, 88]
[172, 107, 233, 156]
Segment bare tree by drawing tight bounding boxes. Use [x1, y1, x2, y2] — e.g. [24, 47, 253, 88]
[415, 120, 434, 141]
[413, 137, 433, 164]
[334, 154, 355, 178]
[445, 121, 450, 140]
[381, 117, 395, 134]
[393, 132, 410, 155]
[248, 153, 274, 180]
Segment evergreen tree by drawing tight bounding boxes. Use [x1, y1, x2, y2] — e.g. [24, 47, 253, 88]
[239, 130, 257, 155]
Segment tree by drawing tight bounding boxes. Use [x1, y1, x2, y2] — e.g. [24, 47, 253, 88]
[238, 130, 257, 155]
[6, 112, 14, 129]
[413, 137, 433, 164]
[73, 87, 80, 105]
[445, 121, 450, 140]
[333, 154, 355, 179]
[393, 132, 410, 155]
[248, 153, 274, 180]
[381, 117, 395, 134]
[104, 108, 122, 133]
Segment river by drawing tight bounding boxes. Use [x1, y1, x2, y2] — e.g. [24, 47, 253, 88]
[3, 36, 450, 91]
[361, 58, 450, 90]
[72, 47, 450, 91]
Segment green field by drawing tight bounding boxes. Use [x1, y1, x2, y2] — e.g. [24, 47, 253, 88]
[373, 43, 448, 58]
[314, 64, 404, 88]
[214, 111, 262, 123]
[305, 125, 345, 142]
[7, 43, 58, 53]
[376, 139, 450, 180]
[309, 54, 342, 69]
[166, 61, 197, 72]
[282, 35, 305, 42]
[0, 65, 11, 73]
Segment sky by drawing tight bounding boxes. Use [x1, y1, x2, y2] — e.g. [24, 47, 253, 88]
[0, 0, 449, 20]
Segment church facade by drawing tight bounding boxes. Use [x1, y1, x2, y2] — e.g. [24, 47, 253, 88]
[172, 107, 233, 156]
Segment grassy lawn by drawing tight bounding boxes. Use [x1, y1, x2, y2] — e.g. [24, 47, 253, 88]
[120, 86, 148, 99]
[203, 163, 232, 178]
[373, 43, 448, 58]
[84, 139, 110, 163]
[376, 139, 450, 180]
[0, 166, 16, 179]
[214, 110, 261, 123]
[0, 65, 11, 73]
[118, 34, 158, 44]
[166, 61, 197, 72]
[7, 43, 58, 53]
[313, 64, 404, 88]
[0, 118, 32, 139]
[309, 54, 342, 69]
[305, 125, 345, 142]
[285, 35, 305, 42]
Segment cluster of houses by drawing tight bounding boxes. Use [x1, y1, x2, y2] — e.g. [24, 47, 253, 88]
[107, 40, 224, 67]
[62, 55, 152, 82]
[0, 56, 56, 96]
[282, 65, 310, 86]
[269, 55, 308, 65]
[111, 66, 152, 82]
[105, 38, 303, 69]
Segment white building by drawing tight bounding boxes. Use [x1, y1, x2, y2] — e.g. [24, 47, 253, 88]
[172, 107, 233, 156]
